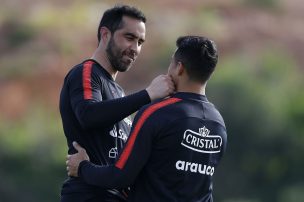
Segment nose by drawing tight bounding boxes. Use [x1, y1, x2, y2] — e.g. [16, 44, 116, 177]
[130, 41, 140, 55]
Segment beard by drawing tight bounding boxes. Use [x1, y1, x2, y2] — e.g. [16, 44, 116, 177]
[106, 37, 135, 72]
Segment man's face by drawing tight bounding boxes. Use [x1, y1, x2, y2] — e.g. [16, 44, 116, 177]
[106, 16, 146, 72]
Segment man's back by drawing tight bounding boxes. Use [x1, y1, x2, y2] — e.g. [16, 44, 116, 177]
[128, 92, 227, 202]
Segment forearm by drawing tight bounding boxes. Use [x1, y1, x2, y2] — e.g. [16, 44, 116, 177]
[76, 104, 157, 189]
[76, 90, 150, 129]
[78, 160, 132, 189]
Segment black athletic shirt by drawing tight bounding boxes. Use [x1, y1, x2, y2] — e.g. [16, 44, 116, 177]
[78, 92, 227, 202]
[59, 59, 150, 200]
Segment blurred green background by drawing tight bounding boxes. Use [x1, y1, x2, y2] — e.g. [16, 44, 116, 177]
[0, 0, 303, 201]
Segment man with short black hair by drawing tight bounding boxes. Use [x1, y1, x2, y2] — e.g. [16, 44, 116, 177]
[60, 5, 174, 202]
[66, 36, 228, 202]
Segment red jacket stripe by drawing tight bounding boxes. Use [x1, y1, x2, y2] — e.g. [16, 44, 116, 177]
[83, 61, 94, 99]
[115, 97, 182, 169]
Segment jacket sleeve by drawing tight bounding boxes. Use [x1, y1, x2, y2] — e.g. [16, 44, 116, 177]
[67, 64, 151, 130]
[78, 106, 156, 188]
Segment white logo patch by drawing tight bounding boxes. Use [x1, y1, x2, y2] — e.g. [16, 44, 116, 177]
[118, 129, 128, 142]
[109, 147, 118, 158]
[175, 160, 214, 176]
[109, 126, 127, 142]
[181, 126, 222, 153]
[109, 126, 117, 137]
[124, 117, 132, 127]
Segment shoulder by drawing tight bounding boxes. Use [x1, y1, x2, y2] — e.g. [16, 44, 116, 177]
[65, 60, 89, 77]
[63, 62, 85, 84]
[136, 97, 183, 122]
[204, 101, 226, 127]
[66, 60, 109, 81]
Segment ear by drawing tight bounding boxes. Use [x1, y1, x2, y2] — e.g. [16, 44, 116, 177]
[99, 27, 111, 44]
[176, 62, 184, 76]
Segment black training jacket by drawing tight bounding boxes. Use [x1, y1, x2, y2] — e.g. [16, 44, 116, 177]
[79, 92, 227, 202]
[59, 59, 150, 200]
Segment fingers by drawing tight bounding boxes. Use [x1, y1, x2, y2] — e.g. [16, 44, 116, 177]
[66, 159, 71, 176]
[65, 156, 76, 177]
[72, 141, 83, 152]
[146, 74, 176, 101]
[66, 156, 71, 164]
[166, 76, 175, 93]
[66, 157, 70, 173]
[67, 168, 72, 177]
[161, 75, 175, 94]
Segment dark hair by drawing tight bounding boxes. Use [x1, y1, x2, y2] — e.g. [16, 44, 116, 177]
[97, 5, 146, 43]
[174, 36, 218, 83]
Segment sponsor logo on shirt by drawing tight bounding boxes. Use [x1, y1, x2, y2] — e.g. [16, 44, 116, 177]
[109, 126, 117, 138]
[109, 126, 128, 142]
[118, 129, 127, 142]
[176, 160, 214, 176]
[109, 147, 118, 158]
[124, 117, 132, 127]
[181, 126, 222, 153]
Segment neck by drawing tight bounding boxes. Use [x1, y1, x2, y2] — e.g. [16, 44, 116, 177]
[176, 79, 206, 95]
[91, 47, 118, 80]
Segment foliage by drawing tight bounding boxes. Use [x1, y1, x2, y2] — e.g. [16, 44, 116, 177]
[0, 105, 66, 202]
[209, 49, 304, 202]
[0, 1, 303, 201]
[244, 0, 279, 9]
